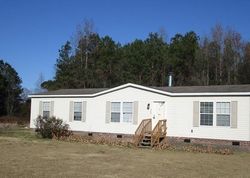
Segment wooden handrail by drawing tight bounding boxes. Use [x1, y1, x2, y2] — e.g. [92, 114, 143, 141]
[134, 119, 152, 146]
[135, 118, 151, 135]
[151, 119, 167, 147]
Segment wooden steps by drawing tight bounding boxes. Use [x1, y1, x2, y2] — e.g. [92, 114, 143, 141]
[134, 119, 167, 148]
[139, 132, 152, 148]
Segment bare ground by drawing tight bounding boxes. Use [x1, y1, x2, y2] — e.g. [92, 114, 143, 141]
[0, 128, 250, 178]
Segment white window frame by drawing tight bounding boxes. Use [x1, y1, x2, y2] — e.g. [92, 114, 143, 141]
[111, 102, 121, 123]
[73, 102, 82, 121]
[216, 102, 230, 127]
[199, 101, 232, 127]
[199, 102, 213, 126]
[122, 102, 133, 123]
[111, 102, 133, 123]
[42, 101, 50, 118]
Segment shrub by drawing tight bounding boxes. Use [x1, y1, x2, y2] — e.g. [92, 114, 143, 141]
[35, 116, 72, 139]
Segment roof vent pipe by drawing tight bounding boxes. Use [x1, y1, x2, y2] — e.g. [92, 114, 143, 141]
[168, 73, 173, 87]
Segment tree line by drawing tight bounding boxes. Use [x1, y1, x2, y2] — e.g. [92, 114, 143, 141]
[0, 60, 22, 116]
[1, 22, 250, 117]
[0, 59, 31, 118]
[42, 22, 250, 90]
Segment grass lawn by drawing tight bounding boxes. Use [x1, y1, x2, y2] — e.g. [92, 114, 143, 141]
[0, 128, 250, 178]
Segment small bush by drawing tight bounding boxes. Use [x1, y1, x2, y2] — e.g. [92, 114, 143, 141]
[35, 116, 72, 139]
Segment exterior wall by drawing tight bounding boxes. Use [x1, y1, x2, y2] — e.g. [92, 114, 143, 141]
[30, 87, 250, 141]
[167, 96, 250, 141]
[30, 87, 169, 135]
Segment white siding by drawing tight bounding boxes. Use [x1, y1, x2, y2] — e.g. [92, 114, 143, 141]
[249, 97, 250, 140]
[30, 87, 250, 141]
[167, 96, 250, 141]
[30, 87, 168, 135]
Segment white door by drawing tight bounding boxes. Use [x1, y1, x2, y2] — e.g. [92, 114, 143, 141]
[151, 101, 165, 129]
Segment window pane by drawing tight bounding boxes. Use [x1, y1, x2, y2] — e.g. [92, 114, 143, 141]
[111, 102, 120, 112]
[217, 114, 230, 126]
[208, 106, 213, 113]
[216, 102, 230, 114]
[43, 102, 50, 112]
[123, 102, 132, 112]
[43, 111, 50, 118]
[111, 113, 120, 122]
[123, 113, 132, 123]
[122, 102, 132, 123]
[74, 112, 82, 121]
[200, 102, 213, 114]
[216, 107, 221, 114]
[111, 102, 120, 122]
[200, 114, 213, 126]
[74, 102, 82, 112]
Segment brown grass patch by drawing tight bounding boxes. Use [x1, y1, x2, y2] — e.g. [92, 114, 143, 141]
[0, 128, 250, 177]
[0, 137, 250, 178]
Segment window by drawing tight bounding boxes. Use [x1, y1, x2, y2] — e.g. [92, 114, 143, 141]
[111, 102, 134, 123]
[123, 102, 133, 123]
[111, 102, 121, 122]
[74, 102, 82, 121]
[216, 102, 230, 126]
[43, 102, 50, 118]
[200, 102, 213, 126]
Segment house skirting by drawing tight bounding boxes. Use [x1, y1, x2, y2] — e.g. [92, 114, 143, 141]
[73, 131, 134, 142]
[167, 136, 250, 148]
[73, 131, 250, 148]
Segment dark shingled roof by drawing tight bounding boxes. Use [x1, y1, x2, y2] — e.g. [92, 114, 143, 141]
[33, 88, 108, 95]
[153, 84, 250, 93]
[32, 84, 250, 96]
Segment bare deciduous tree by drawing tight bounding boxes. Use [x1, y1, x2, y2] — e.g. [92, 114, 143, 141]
[34, 73, 46, 93]
[75, 19, 96, 70]
[211, 23, 224, 84]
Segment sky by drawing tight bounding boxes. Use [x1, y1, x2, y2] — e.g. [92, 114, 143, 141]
[0, 0, 250, 90]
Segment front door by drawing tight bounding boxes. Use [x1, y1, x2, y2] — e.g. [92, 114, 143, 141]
[151, 101, 165, 129]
